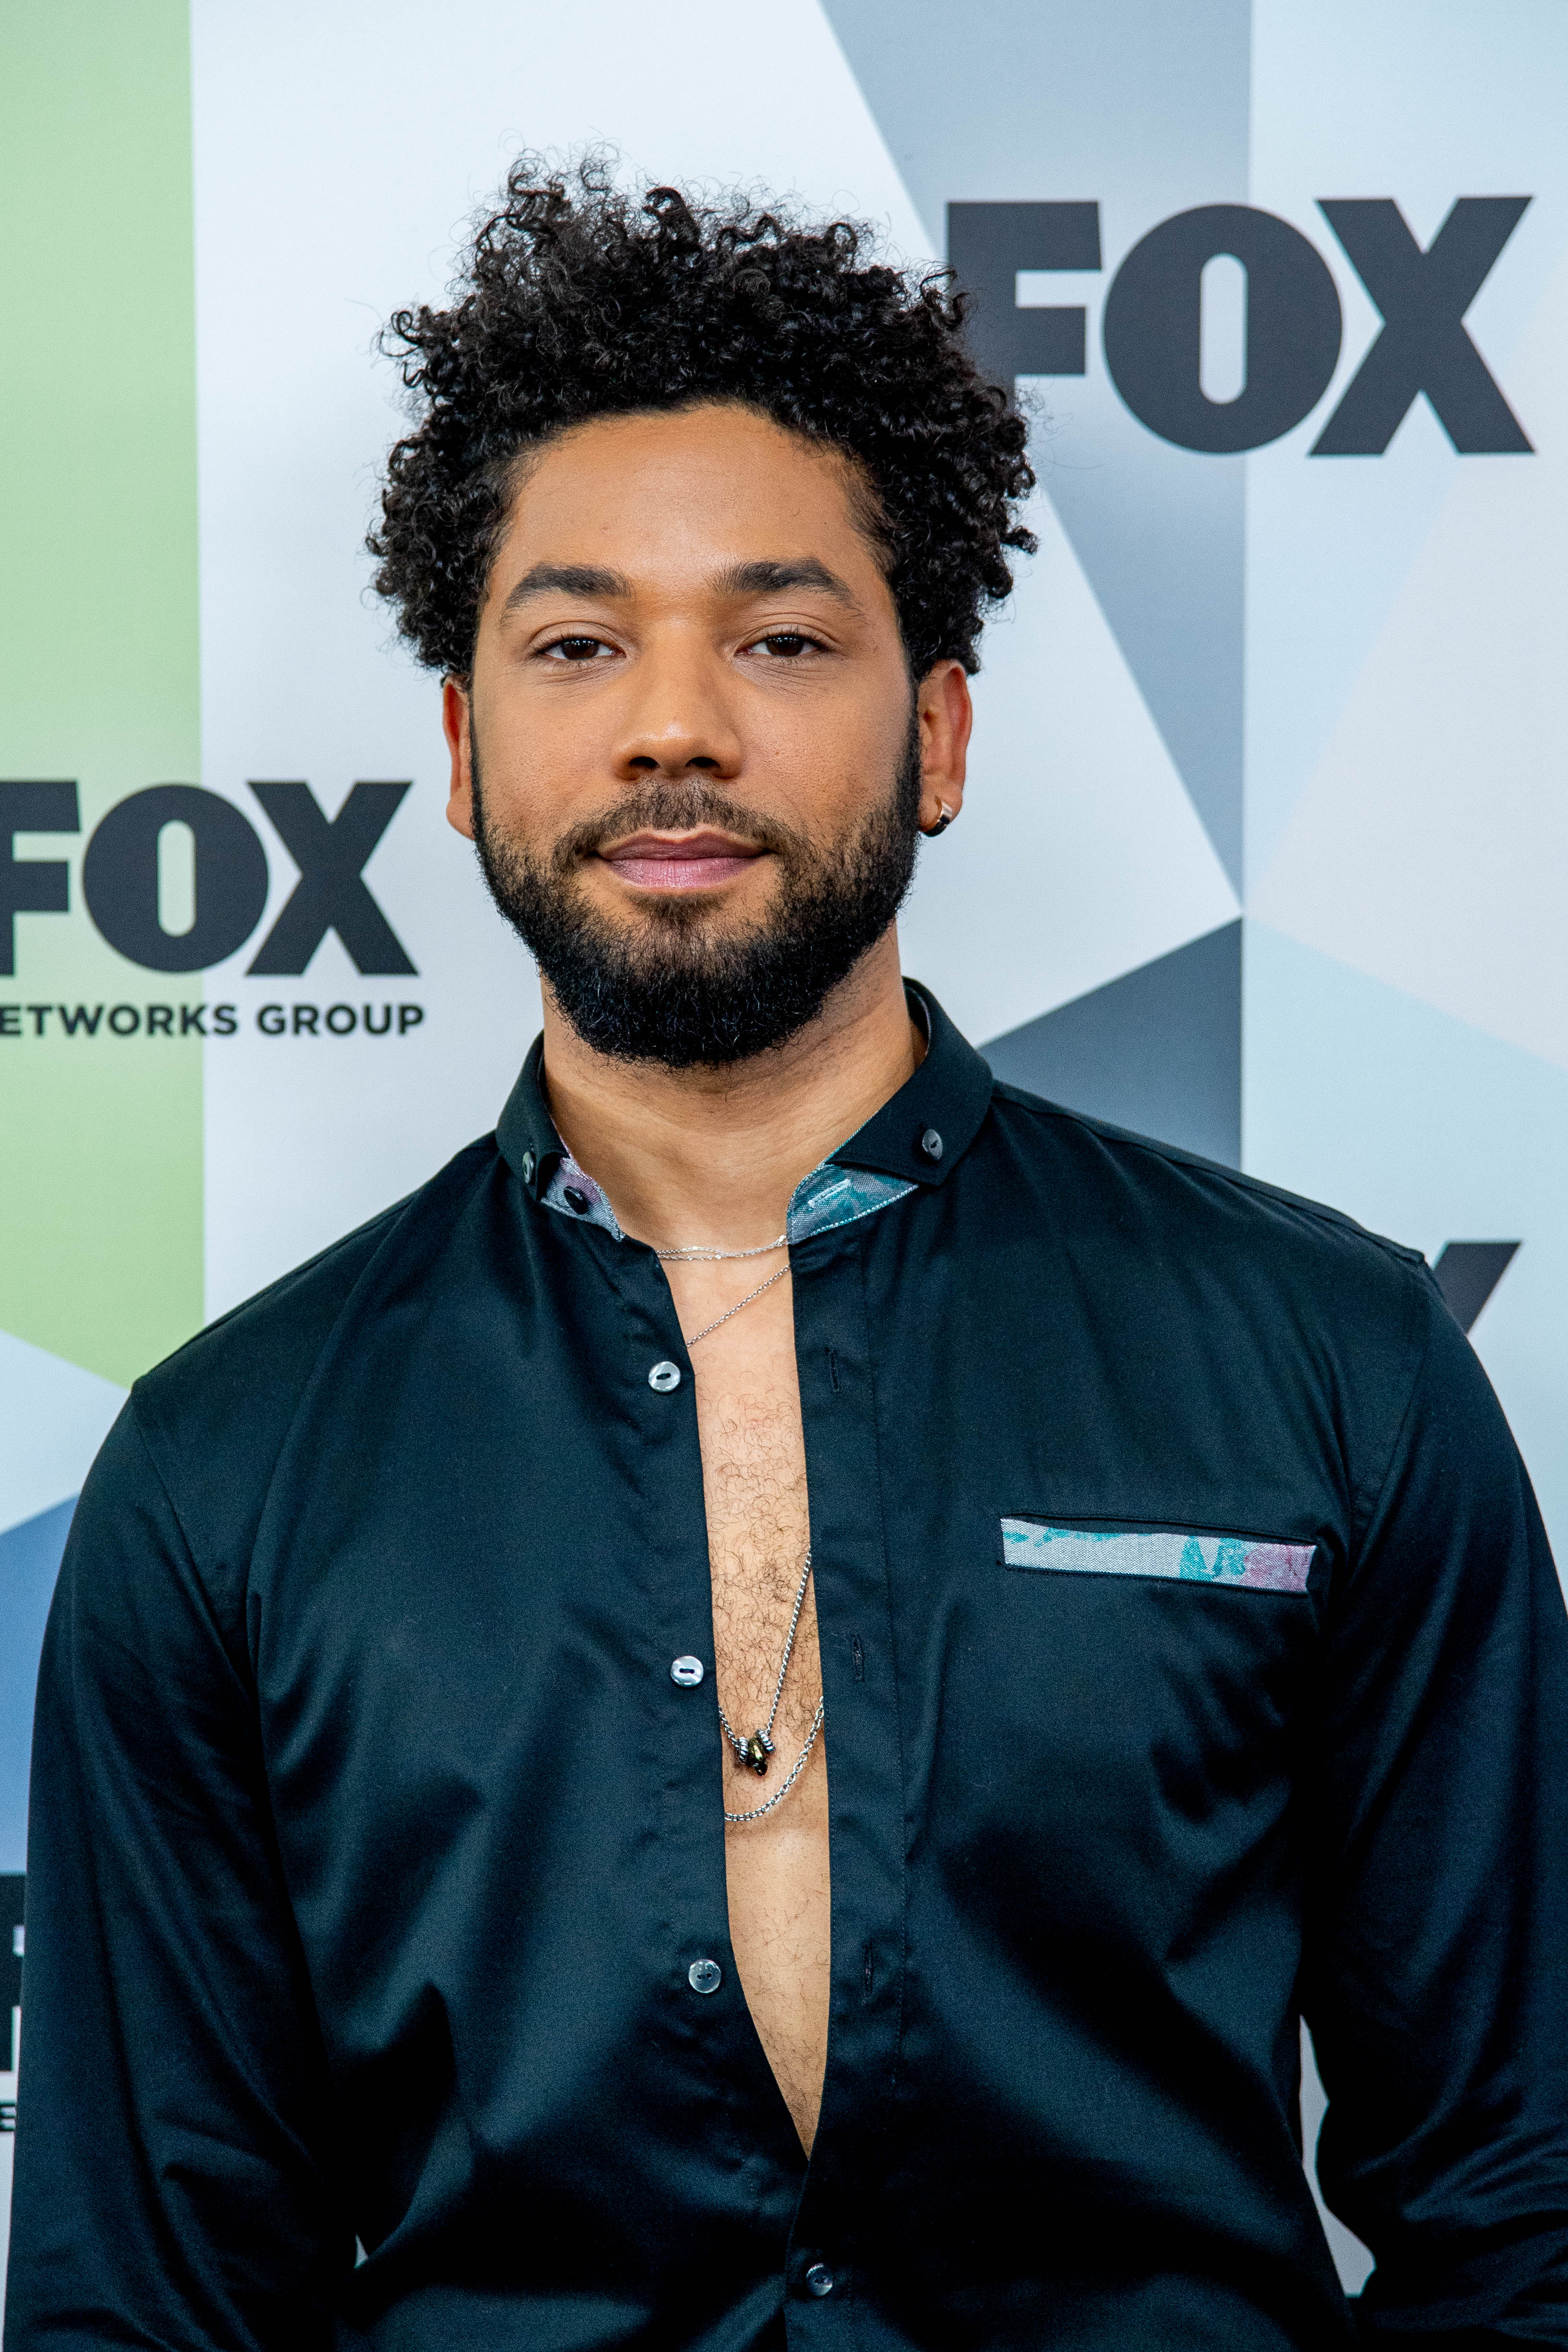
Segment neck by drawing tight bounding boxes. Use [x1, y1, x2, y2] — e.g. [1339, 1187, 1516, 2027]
[538, 928, 921, 1250]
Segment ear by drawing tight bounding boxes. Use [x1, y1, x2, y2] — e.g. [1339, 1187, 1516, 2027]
[915, 660, 972, 832]
[443, 676, 475, 840]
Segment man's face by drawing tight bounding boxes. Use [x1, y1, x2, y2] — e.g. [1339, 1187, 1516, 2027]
[445, 402, 967, 1066]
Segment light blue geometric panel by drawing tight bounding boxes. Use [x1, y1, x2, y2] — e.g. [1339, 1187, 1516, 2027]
[1244, 922, 1568, 1571]
[1238, 158, 1549, 894]
[1243, 398, 1472, 898]
[1246, 0, 1568, 892]
[0, 1499, 73, 1873]
[0, 1331, 124, 1538]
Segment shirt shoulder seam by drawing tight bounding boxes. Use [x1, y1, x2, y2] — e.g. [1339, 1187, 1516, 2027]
[1347, 1261, 1444, 1560]
[986, 1082, 1426, 1271]
[131, 1137, 502, 1594]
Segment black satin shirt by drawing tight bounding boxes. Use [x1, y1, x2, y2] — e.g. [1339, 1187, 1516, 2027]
[10, 986, 1568, 2350]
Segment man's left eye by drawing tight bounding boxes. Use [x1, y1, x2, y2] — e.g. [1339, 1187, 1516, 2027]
[752, 633, 814, 658]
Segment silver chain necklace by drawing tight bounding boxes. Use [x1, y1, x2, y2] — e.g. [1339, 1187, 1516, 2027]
[655, 1226, 819, 1817]
[655, 1233, 786, 1264]
[680, 1261, 791, 1348]
[655, 1229, 791, 1350]
[717, 1548, 824, 1824]
[725, 1699, 825, 1825]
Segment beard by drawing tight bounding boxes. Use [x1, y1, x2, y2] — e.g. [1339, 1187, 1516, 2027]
[469, 716, 923, 1068]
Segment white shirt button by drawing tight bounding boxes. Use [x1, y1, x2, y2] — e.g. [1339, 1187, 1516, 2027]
[688, 1958, 722, 1995]
[670, 1656, 705, 1687]
[648, 1361, 682, 1393]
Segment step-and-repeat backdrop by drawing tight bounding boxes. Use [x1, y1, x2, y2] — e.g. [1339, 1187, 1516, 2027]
[2, 0, 1564, 2305]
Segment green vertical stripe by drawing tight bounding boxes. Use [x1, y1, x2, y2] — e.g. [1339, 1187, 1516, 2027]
[0, 0, 203, 1386]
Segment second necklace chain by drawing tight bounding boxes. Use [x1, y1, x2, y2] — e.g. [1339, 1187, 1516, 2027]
[658, 1229, 791, 1352]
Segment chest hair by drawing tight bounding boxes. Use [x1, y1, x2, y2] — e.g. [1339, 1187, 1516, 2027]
[694, 1363, 817, 1747]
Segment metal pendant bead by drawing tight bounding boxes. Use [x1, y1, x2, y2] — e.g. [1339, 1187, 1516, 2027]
[744, 1732, 772, 1775]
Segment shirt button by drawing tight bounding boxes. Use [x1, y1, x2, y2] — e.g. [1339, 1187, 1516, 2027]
[688, 1958, 722, 1995]
[919, 1128, 943, 1162]
[520, 1150, 536, 1183]
[804, 2264, 835, 2297]
[563, 1186, 590, 1213]
[670, 1655, 705, 1686]
[648, 1361, 682, 1393]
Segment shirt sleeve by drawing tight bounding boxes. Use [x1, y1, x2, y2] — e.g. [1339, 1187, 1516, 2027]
[3, 1401, 351, 2350]
[1303, 1270, 1568, 2346]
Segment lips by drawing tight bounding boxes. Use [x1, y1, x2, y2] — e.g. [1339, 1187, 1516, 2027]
[599, 830, 766, 892]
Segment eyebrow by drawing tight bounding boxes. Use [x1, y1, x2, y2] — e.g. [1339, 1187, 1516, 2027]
[713, 558, 861, 609]
[501, 563, 632, 614]
[499, 555, 862, 618]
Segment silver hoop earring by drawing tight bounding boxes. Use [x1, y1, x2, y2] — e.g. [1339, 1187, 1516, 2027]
[924, 803, 955, 838]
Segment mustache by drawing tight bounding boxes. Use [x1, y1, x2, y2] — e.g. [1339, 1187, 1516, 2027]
[544, 780, 813, 875]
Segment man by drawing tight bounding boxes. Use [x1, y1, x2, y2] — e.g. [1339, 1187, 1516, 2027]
[8, 163, 1568, 2351]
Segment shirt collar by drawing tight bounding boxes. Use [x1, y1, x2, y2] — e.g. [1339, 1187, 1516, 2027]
[827, 980, 994, 1190]
[495, 978, 995, 1218]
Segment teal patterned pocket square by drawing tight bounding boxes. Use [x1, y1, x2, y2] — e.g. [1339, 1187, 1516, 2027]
[1000, 1520, 1314, 1594]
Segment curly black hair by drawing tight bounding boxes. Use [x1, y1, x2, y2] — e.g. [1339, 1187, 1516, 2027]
[369, 157, 1036, 681]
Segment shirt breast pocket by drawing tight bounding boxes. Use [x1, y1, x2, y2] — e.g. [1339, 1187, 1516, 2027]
[951, 1514, 1324, 1994]
[998, 1515, 1315, 1594]
[971, 1514, 1321, 1868]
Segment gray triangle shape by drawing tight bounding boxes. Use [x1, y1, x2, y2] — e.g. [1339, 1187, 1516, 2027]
[1431, 1242, 1520, 1334]
[821, 0, 1250, 890]
[983, 921, 1241, 1166]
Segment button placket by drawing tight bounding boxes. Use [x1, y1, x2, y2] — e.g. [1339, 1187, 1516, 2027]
[781, 1226, 909, 2329]
[609, 1267, 744, 2075]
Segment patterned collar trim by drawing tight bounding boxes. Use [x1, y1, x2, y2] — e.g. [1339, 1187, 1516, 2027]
[539, 1156, 623, 1239]
[539, 1150, 914, 1247]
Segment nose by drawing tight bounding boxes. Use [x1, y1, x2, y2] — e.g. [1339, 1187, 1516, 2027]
[612, 632, 743, 782]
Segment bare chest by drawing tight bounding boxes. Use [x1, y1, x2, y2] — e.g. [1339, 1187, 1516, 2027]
[660, 1261, 830, 2151]
[682, 1287, 812, 1692]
